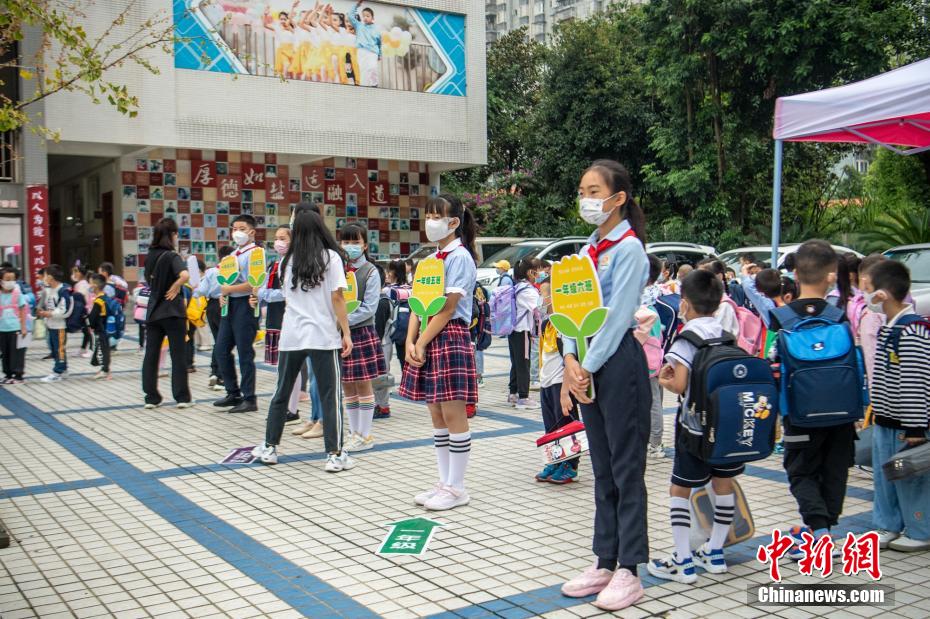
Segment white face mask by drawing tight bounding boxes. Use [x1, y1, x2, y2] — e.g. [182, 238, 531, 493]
[425, 218, 452, 243]
[578, 192, 619, 226]
[2, 281, 15, 291]
[864, 290, 884, 314]
[232, 230, 250, 246]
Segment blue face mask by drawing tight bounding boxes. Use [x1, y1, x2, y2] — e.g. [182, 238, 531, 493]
[536, 272, 549, 284]
[343, 244, 364, 260]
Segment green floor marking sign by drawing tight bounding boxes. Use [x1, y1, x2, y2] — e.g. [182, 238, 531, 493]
[377, 517, 445, 557]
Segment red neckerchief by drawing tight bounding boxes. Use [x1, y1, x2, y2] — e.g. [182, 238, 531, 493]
[235, 243, 255, 257]
[587, 229, 636, 265]
[268, 261, 279, 288]
[346, 265, 358, 274]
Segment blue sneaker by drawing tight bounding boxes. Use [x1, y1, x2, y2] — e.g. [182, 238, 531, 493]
[646, 553, 697, 584]
[692, 542, 727, 574]
[774, 441, 784, 455]
[548, 462, 578, 485]
[786, 525, 812, 561]
[535, 463, 560, 482]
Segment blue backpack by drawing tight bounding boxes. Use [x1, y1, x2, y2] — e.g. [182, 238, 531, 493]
[103, 295, 125, 340]
[65, 291, 87, 333]
[655, 293, 681, 351]
[471, 282, 492, 351]
[677, 331, 779, 466]
[773, 304, 866, 427]
[388, 285, 412, 345]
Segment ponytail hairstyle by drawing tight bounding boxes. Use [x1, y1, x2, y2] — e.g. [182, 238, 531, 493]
[425, 193, 478, 262]
[583, 159, 646, 245]
[339, 222, 371, 262]
[282, 209, 343, 291]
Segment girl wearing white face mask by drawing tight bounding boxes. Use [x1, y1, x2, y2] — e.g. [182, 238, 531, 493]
[339, 223, 387, 453]
[560, 160, 651, 612]
[399, 194, 479, 511]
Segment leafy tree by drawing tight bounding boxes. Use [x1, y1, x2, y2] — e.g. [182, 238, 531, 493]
[865, 148, 930, 209]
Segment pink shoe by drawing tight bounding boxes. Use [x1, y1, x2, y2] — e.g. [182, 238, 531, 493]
[593, 568, 644, 611]
[561, 563, 614, 598]
[299, 391, 310, 402]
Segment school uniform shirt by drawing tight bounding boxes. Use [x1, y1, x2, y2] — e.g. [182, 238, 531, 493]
[278, 250, 347, 351]
[195, 266, 222, 299]
[257, 261, 285, 331]
[715, 296, 739, 339]
[347, 257, 380, 328]
[870, 305, 930, 438]
[513, 283, 540, 333]
[0, 289, 26, 332]
[434, 238, 477, 324]
[666, 316, 724, 436]
[563, 220, 649, 373]
[538, 322, 564, 389]
[228, 242, 258, 298]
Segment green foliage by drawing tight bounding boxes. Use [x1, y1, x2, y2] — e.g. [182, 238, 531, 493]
[859, 207, 930, 251]
[865, 148, 930, 208]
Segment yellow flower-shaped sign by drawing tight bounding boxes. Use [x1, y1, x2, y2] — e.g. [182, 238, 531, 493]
[410, 257, 447, 334]
[217, 254, 240, 317]
[548, 254, 608, 367]
[247, 248, 267, 317]
[344, 271, 360, 314]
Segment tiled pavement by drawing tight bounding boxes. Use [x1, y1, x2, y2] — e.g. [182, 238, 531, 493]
[0, 337, 927, 618]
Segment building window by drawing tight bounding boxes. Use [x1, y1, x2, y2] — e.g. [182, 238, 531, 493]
[0, 131, 16, 183]
[856, 159, 869, 174]
[520, 16, 529, 24]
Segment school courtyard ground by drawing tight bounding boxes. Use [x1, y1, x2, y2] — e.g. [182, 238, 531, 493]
[0, 338, 927, 619]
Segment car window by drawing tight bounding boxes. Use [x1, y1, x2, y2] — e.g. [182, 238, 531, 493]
[541, 242, 581, 262]
[477, 243, 512, 263]
[479, 243, 548, 268]
[885, 248, 930, 283]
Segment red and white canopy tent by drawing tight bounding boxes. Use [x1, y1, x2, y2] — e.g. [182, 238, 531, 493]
[769, 57, 930, 264]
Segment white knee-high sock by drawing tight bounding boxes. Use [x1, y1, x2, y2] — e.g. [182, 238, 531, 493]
[447, 432, 471, 490]
[344, 396, 360, 435]
[670, 497, 692, 561]
[433, 429, 450, 485]
[358, 394, 375, 438]
[709, 493, 735, 550]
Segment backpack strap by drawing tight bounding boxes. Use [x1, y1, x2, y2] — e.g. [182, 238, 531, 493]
[676, 330, 735, 350]
[886, 314, 930, 355]
[352, 262, 377, 327]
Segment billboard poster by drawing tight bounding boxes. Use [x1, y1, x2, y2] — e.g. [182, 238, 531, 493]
[173, 0, 466, 96]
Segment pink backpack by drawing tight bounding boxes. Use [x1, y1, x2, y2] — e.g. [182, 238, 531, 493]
[723, 296, 764, 355]
[634, 307, 663, 376]
[846, 290, 867, 337]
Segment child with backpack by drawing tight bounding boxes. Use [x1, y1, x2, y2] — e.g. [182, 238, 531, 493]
[71, 265, 94, 359]
[647, 269, 776, 584]
[184, 259, 208, 373]
[37, 264, 74, 382]
[502, 258, 540, 409]
[637, 255, 666, 459]
[86, 273, 113, 380]
[132, 279, 150, 353]
[376, 260, 411, 420]
[863, 260, 930, 552]
[340, 223, 387, 453]
[768, 240, 864, 557]
[0, 267, 28, 384]
[399, 194, 479, 511]
[99, 262, 129, 307]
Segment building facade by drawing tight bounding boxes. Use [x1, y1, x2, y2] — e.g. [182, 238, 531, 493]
[486, 0, 634, 44]
[5, 0, 486, 284]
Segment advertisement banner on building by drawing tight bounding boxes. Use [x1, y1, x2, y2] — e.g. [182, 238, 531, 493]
[26, 185, 49, 291]
[173, 0, 466, 96]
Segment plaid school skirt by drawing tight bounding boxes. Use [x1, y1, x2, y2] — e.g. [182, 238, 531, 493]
[342, 325, 387, 382]
[264, 329, 281, 366]
[399, 320, 478, 405]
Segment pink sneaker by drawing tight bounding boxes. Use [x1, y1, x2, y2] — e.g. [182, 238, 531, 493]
[561, 563, 614, 598]
[593, 568, 644, 611]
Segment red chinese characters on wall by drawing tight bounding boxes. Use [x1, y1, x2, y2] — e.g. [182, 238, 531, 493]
[26, 185, 49, 291]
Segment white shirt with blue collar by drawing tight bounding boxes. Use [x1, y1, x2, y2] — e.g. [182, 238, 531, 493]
[563, 220, 649, 374]
[256, 261, 284, 305]
[348, 256, 381, 328]
[195, 266, 222, 300]
[432, 237, 476, 324]
[228, 242, 258, 298]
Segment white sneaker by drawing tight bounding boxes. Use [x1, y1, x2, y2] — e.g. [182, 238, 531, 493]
[876, 529, 901, 549]
[176, 401, 194, 409]
[212, 384, 225, 391]
[515, 398, 540, 410]
[143, 402, 160, 410]
[250, 443, 277, 465]
[646, 553, 698, 584]
[888, 535, 930, 552]
[345, 433, 365, 451]
[648, 444, 667, 459]
[325, 452, 356, 473]
[353, 435, 375, 452]
[250, 444, 265, 459]
[208, 375, 218, 387]
[41, 373, 65, 383]
[414, 482, 445, 506]
[424, 485, 470, 511]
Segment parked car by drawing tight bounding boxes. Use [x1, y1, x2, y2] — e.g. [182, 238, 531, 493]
[645, 242, 717, 268]
[718, 244, 863, 271]
[405, 236, 525, 266]
[883, 243, 930, 316]
[477, 237, 587, 288]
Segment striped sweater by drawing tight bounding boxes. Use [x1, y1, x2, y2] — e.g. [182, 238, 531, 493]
[870, 310, 930, 438]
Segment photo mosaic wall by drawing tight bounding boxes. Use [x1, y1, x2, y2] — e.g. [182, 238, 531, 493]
[120, 149, 432, 281]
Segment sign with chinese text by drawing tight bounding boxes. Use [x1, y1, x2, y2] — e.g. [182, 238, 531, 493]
[548, 255, 608, 370]
[26, 185, 49, 291]
[756, 529, 883, 582]
[220, 446, 257, 464]
[247, 248, 267, 317]
[217, 255, 240, 317]
[377, 517, 444, 556]
[173, 0, 467, 96]
[410, 257, 446, 334]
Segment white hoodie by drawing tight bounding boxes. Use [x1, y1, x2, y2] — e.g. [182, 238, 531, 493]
[40, 284, 74, 330]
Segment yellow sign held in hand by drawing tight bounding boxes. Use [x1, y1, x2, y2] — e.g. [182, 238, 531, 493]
[217, 255, 240, 317]
[410, 257, 447, 334]
[344, 270, 360, 314]
[246, 248, 267, 317]
[548, 254, 608, 373]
